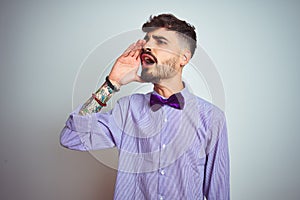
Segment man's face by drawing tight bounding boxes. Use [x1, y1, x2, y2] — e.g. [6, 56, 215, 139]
[140, 28, 183, 83]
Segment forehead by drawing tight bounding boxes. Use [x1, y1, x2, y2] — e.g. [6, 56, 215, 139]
[145, 28, 180, 43]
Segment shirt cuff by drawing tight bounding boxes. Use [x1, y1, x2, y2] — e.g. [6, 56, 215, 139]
[66, 105, 97, 133]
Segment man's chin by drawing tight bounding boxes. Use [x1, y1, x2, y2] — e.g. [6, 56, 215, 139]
[141, 70, 160, 83]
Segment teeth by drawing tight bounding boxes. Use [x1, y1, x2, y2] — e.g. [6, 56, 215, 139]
[144, 57, 154, 64]
[142, 54, 155, 65]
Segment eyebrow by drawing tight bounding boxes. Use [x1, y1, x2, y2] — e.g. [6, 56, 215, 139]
[153, 35, 169, 42]
[144, 34, 169, 42]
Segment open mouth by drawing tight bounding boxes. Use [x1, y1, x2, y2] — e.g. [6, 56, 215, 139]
[141, 53, 157, 66]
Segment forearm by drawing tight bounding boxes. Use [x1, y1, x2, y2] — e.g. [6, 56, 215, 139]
[79, 78, 119, 116]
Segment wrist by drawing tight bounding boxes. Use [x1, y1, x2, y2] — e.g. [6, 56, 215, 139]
[93, 81, 114, 107]
[79, 77, 117, 115]
[106, 76, 121, 92]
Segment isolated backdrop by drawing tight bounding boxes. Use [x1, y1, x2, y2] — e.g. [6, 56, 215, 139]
[0, 1, 299, 200]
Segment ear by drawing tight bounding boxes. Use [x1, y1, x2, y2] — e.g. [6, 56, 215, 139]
[179, 49, 192, 67]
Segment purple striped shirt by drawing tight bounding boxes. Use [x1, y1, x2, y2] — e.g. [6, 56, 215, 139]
[60, 86, 230, 200]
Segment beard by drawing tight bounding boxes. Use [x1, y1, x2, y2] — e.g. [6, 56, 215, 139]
[141, 57, 178, 83]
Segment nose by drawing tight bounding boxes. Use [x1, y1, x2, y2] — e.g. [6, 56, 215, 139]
[143, 42, 152, 52]
[143, 38, 155, 52]
[144, 47, 151, 52]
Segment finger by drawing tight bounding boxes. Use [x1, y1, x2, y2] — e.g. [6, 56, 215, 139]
[139, 39, 146, 46]
[129, 42, 141, 57]
[125, 40, 145, 57]
[135, 39, 146, 50]
[129, 48, 137, 57]
[132, 40, 145, 59]
[133, 39, 145, 50]
[134, 47, 142, 59]
[123, 43, 135, 56]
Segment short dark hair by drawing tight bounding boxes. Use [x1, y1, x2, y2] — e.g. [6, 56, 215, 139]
[142, 14, 197, 57]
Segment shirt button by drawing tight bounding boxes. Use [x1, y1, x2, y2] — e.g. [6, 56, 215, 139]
[160, 169, 165, 175]
[159, 195, 164, 200]
[164, 118, 167, 122]
[162, 144, 166, 149]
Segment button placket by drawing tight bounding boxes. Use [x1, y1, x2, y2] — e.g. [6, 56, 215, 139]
[159, 194, 164, 200]
[158, 109, 168, 200]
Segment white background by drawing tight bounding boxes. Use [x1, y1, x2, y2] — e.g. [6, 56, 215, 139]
[0, 1, 299, 199]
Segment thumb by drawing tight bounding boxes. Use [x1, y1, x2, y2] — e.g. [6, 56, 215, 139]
[135, 75, 145, 83]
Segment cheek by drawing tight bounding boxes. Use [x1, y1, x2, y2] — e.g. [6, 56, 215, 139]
[156, 50, 179, 64]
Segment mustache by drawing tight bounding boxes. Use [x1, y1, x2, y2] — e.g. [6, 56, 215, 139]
[140, 49, 158, 63]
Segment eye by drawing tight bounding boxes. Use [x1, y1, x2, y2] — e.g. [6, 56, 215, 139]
[144, 35, 149, 42]
[157, 40, 166, 45]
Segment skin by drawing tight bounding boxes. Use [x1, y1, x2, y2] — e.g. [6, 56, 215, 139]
[79, 28, 192, 115]
[109, 28, 192, 98]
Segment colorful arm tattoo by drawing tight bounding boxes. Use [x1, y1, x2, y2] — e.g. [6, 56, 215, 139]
[79, 81, 115, 116]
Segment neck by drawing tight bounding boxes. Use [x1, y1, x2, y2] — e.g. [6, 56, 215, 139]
[153, 76, 184, 98]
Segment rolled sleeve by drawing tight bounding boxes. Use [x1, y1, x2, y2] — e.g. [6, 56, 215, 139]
[60, 100, 125, 151]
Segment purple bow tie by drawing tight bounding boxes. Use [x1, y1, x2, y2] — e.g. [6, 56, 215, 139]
[150, 93, 185, 111]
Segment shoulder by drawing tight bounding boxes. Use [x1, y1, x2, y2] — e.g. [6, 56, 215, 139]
[117, 93, 149, 104]
[115, 93, 150, 112]
[193, 95, 226, 130]
[195, 96, 224, 116]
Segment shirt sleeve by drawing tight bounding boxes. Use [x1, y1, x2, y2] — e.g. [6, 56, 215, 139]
[60, 99, 126, 151]
[204, 116, 230, 200]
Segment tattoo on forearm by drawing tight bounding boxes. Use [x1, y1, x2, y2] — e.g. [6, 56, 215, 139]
[79, 82, 114, 116]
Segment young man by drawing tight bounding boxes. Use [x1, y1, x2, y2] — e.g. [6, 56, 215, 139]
[60, 14, 230, 200]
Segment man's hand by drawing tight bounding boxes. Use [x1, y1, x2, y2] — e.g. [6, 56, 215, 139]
[108, 39, 146, 87]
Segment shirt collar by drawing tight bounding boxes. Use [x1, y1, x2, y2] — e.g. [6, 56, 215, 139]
[151, 82, 193, 101]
